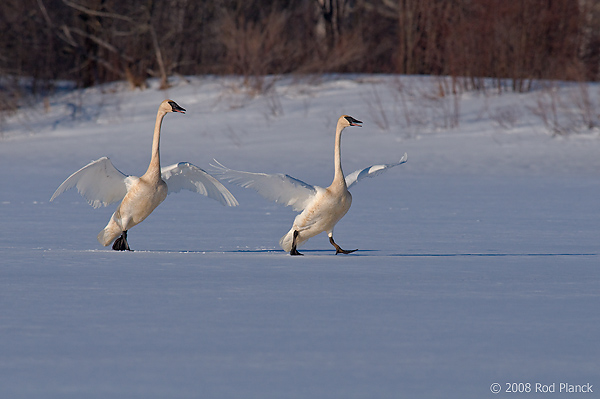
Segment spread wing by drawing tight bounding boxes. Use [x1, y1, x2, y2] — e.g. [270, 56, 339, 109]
[50, 157, 131, 208]
[345, 153, 408, 189]
[161, 162, 239, 207]
[211, 160, 316, 212]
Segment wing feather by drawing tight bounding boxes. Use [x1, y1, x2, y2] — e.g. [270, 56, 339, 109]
[345, 153, 408, 189]
[50, 157, 129, 208]
[161, 162, 239, 207]
[211, 160, 316, 212]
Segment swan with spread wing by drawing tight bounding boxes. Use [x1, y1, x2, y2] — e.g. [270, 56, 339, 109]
[213, 115, 407, 255]
[50, 100, 238, 250]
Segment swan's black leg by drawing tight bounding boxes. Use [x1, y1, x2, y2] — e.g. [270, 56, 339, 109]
[329, 235, 357, 255]
[112, 230, 132, 251]
[290, 230, 303, 256]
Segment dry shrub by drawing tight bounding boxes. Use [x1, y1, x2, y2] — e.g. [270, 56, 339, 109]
[527, 82, 600, 136]
[300, 30, 368, 74]
[220, 9, 295, 89]
[3, 0, 600, 91]
[490, 105, 523, 130]
[446, 0, 583, 88]
[361, 84, 389, 130]
[571, 83, 598, 130]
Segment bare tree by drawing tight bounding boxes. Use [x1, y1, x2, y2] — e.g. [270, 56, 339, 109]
[2, 0, 600, 93]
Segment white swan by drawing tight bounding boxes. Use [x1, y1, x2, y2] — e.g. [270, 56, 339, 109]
[213, 115, 407, 255]
[50, 99, 238, 250]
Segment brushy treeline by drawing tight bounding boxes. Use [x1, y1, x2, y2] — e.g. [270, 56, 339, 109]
[1, 0, 600, 94]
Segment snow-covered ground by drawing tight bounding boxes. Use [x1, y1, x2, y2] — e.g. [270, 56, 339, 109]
[1, 75, 599, 398]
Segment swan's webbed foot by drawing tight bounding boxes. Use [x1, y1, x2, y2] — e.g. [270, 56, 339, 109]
[290, 247, 304, 256]
[336, 247, 358, 255]
[290, 230, 304, 256]
[112, 230, 132, 251]
[329, 236, 357, 255]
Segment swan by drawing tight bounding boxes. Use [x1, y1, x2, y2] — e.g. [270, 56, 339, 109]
[50, 99, 239, 250]
[213, 115, 407, 255]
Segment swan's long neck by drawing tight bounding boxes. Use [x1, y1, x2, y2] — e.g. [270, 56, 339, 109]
[332, 122, 346, 187]
[144, 109, 167, 180]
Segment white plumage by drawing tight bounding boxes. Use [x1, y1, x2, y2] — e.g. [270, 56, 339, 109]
[50, 157, 133, 209]
[214, 115, 407, 255]
[50, 100, 238, 250]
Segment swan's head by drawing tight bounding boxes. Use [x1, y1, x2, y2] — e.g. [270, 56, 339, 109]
[161, 99, 186, 114]
[340, 115, 362, 128]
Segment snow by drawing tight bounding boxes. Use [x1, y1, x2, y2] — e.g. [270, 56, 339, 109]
[1, 75, 599, 398]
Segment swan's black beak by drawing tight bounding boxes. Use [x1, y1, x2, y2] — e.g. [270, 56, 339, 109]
[345, 116, 362, 127]
[169, 101, 186, 114]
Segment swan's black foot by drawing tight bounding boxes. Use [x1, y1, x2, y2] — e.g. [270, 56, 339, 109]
[290, 247, 304, 256]
[290, 230, 304, 256]
[335, 247, 358, 255]
[112, 230, 132, 251]
[329, 236, 357, 255]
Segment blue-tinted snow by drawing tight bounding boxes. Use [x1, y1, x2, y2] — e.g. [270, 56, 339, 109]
[0, 75, 598, 398]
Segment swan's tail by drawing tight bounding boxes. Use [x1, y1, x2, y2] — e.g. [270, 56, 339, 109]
[97, 216, 122, 247]
[279, 229, 294, 252]
[279, 228, 309, 252]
